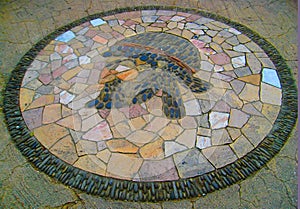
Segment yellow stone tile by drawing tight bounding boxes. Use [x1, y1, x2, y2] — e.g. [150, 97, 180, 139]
[27, 95, 55, 109]
[19, 88, 35, 111]
[50, 135, 78, 164]
[238, 74, 261, 85]
[42, 104, 62, 124]
[140, 138, 164, 160]
[34, 124, 69, 148]
[106, 139, 139, 154]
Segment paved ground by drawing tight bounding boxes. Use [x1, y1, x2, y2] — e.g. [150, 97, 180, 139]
[0, 0, 298, 208]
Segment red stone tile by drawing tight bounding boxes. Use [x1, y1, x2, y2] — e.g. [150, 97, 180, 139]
[210, 52, 231, 65]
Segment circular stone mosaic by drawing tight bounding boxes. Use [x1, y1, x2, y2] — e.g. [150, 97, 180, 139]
[4, 7, 297, 201]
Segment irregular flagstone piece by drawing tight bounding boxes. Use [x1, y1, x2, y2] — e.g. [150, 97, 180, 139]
[59, 91, 75, 105]
[82, 121, 112, 141]
[202, 145, 238, 168]
[93, 35, 108, 44]
[27, 95, 55, 109]
[197, 127, 211, 137]
[74, 155, 106, 175]
[262, 68, 281, 88]
[129, 104, 148, 118]
[211, 129, 232, 145]
[107, 153, 143, 180]
[227, 127, 241, 141]
[260, 83, 282, 105]
[242, 116, 272, 146]
[34, 124, 69, 148]
[76, 140, 98, 155]
[50, 135, 78, 164]
[128, 116, 147, 131]
[55, 31, 76, 42]
[246, 53, 261, 74]
[139, 138, 164, 160]
[42, 104, 62, 124]
[127, 128, 158, 146]
[261, 103, 280, 123]
[78, 107, 97, 119]
[234, 67, 252, 77]
[222, 90, 243, 108]
[238, 83, 260, 102]
[81, 114, 103, 132]
[238, 74, 261, 85]
[96, 149, 111, 163]
[210, 53, 230, 65]
[212, 100, 230, 113]
[106, 139, 139, 153]
[176, 129, 197, 148]
[229, 109, 250, 128]
[230, 79, 245, 95]
[230, 135, 254, 158]
[231, 56, 246, 68]
[22, 107, 43, 130]
[164, 141, 187, 157]
[144, 116, 169, 133]
[22, 71, 39, 86]
[196, 136, 212, 149]
[178, 116, 198, 129]
[116, 69, 138, 81]
[146, 96, 163, 116]
[90, 18, 106, 26]
[199, 100, 216, 113]
[242, 103, 263, 116]
[233, 44, 250, 52]
[138, 157, 179, 181]
[20, 88, 35, 111]
[184, 99, 201, 116]
[209, 111, 229, 129]
[112, 122, 132, 138]
[200, 61, 214, 71]
[57, 114, 81, 131]
[159, 122, 184, 141]
[173, 148, 214, 178]
[97, 140, 107, 151]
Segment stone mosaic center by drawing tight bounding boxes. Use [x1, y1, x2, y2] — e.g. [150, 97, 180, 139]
[4, 7, 297, 201]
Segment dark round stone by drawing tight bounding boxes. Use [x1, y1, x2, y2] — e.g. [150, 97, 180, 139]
[96, 102, 104, 109]
[140, 54, 148, 61]
[132, 97, 137, 104]
[103, 94, 110, 102]
[105, 101, 112, 109]
[150, 54, 157, 58]
[103, 52, 112, 57]
[87, 99, 99, 107]
[151, 61, 157, 67]
[142, 94, 147, 102]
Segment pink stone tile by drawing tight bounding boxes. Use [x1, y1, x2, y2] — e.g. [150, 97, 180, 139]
[129, 104, 148, 119]
[52, 66, 68, 79]
[158, 16, 172, 21]
[55, 44, 73, 54]
[186, 14, 202, 21]
[190, 39, 206, 49]
[123, 20, 137, 27]
[138, 157, 179, 181]
[85, 29, 98, 38]
[99, 109, 110, 119]
[39, 73, 52, 85]
[22, 107, 43, 130]
[82, 121, 112, 141]
[210, 53, 231, 65]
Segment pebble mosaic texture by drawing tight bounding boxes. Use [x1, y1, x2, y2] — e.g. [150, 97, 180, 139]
[3, 6, 297, 202]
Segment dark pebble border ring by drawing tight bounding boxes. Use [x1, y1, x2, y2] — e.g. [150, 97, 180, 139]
[3, 6, 297, 202]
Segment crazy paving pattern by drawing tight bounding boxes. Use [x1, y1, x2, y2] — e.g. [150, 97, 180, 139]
[4, 7, 297, 201]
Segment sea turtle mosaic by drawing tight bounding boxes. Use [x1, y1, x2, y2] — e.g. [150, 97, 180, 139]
[3, 7, 297, 202]
[86, 32, 211, 119]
